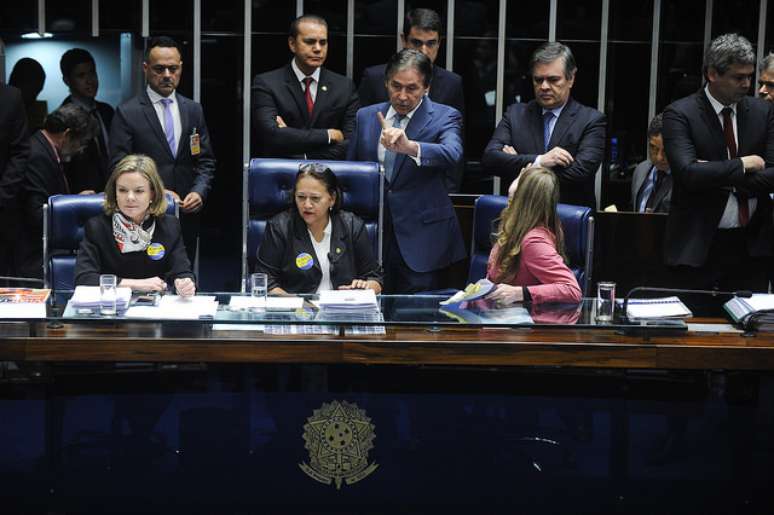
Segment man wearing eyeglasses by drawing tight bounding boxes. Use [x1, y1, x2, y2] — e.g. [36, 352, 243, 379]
[759, 53, 774, 102]
[110, 36, 216, 265]
[358, 8, 465, 191]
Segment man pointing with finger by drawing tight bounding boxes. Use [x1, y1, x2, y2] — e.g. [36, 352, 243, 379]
[348, 49, 465, 293]
[482, 42, 605, 208]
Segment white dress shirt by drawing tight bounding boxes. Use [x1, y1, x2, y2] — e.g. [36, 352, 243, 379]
[309, 218, 333, 293]
[146, 85, 182, 154]
[704, 85, 756, 228]
[291, 58, 321, 102]
[378, 100, 423, 167]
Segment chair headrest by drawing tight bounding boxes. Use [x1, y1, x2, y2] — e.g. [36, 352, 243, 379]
[248, 158, 380, 220]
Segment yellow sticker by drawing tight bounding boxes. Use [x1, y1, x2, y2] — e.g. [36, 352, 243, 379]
[147, 243, 166, 260]
[296, 252, 314, 270]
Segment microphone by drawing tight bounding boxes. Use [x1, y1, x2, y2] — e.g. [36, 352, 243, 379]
[621, 286, 752, 322]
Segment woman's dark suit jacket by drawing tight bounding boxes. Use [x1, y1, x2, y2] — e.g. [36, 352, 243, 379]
[74, 213, 194, 287]
[256, 208, 383, 293]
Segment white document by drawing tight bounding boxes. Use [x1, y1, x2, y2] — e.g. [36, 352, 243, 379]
[0, 303, 46, 318]
[317, 289, 378, 310]
[739, 294, 774, 312]
[70, 285, 132, 308]
[125, 295, 218, 319]
[624, 296, 692, 319]
[229, 295, 303, 311]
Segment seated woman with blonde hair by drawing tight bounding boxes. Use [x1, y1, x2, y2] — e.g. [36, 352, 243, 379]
[74, 154, 195, 295]
[486, 166, 582, 304]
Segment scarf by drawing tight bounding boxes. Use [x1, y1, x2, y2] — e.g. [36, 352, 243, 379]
[112, 212, 156, 253]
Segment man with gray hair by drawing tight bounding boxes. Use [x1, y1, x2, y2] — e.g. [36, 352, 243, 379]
[758, 52, 774, 102]
[662, 33, 774, 314]
[482, 41, 605, 208]
[348, 49, 465, 293]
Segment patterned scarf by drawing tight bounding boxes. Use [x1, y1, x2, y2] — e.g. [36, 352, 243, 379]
[112, 212, 156, 253]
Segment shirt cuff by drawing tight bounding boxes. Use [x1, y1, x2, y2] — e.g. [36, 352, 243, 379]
[410, 143, 422, 166]
[534, 155, 542, 166]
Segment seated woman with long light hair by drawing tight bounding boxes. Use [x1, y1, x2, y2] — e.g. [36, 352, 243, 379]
[486, 166, 582, 304]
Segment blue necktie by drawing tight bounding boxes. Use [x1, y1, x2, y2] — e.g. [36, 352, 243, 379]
[160, 98, 177, 156]
[383, 114, 405, 182]
[543, 111, 555, 151]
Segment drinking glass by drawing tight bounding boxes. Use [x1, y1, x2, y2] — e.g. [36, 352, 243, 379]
[99, 274, 118, 316]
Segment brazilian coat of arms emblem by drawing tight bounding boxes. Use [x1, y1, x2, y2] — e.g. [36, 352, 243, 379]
[299, 400, 378, 489]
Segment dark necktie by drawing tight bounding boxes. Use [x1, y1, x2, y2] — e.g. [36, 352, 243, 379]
[645, 170, 666, 212]
[383, 115, 405, 182]
[721, 107, 748, 226]
[91, 109, 107, 160]
[304, 77, 315, 117]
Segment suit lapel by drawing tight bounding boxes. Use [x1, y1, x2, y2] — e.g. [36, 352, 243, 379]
[285, 64, 310, 126]
[651, 173, 672, 211]
[140, 92, 174, 159]
[392, 98, 433, 183]
[528, 102, 544, 152]
[176, 94, 190, 160]
[697, 91, 727, 160]
[292, 212, 322, 274]
[548, 98, 577, 149]
[310, 68, 330, 127]
[736, 96, 752, 155]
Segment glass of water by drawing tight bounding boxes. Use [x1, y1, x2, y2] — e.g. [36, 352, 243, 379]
[596, 281, 616, 322]
[99, 274, 118, 316]
[251, 272, 268, 310]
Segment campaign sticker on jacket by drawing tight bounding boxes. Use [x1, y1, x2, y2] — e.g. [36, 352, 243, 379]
[296, 252, 314, 270]
[190, 129, 201, 156]
[147, 243, 166, 261]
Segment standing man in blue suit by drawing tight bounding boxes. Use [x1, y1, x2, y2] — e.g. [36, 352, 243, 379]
[348, 49, 465, 293]
[358, 8, 465, 192]
[482, 42, 605, 208]
[110, 36, 216, 265]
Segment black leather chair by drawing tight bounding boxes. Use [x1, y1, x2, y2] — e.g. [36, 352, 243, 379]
[468, 195, 594, 296]
[243, 158, 382, 289]
[43, 193, 178, 301]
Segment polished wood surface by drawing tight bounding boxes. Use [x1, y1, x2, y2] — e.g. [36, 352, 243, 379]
[2, 321, 774, 370]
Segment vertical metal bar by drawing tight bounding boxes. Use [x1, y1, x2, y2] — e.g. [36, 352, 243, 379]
[597, 0, 609, 112]
[38, 0, 45, 36]
[297, 0, 304, 17]
[446, 0, 455, 71]
[648, 0, 661, 123]
[92, 0, 99, 37]
[242, 0, 252, 291]
[347, 0, 354, 79]
[549, 0, 557, 42]
[193, 0, 201, 102]
[397, 0, 405, 51]
[492, 0, 506, 195]
[757, 0, 768, 88]
[704, 0, 713, 52]
[142, 0, 149, 38]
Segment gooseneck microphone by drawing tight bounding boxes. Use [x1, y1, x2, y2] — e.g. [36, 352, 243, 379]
[621, 286, 752, 322]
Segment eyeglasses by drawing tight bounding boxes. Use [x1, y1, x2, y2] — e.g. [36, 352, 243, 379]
[758, 80, 774, 90]
[295, 194, 324, 204]
[150, 64, 181, 74]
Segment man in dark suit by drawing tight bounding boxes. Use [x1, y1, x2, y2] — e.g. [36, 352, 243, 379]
[0, 84, 29, 281]
[482, 42, 605, 208]
[758, 52, 774, 102]
[110, 36, 216, 265]
[251, 15, 358, 160]
[358, 8, 465, 192]
[662, 33, 774, 314]
[18, 104, 97, 279]
[60, 48, 114, 193]
[348, 49, 465, 293]
[631, 113, 672, 213]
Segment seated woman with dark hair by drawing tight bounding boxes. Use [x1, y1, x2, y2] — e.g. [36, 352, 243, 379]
[74, 154, 195, 295]
[486, 166, 582, 304]
[256, 163, 383, 294]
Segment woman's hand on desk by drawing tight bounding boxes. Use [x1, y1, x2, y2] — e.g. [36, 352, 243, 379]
[339, 279, 382, 294]
[487, 284, 524, 304]
[119, 276, 167, 292]
[174, 277, 196, 297]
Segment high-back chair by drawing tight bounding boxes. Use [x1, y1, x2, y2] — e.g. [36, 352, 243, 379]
[43, 193, 178, 300]
[243, 158, 382, 289]
[468, 195, 595, 296]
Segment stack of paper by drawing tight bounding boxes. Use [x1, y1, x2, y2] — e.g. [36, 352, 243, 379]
[724, 294, 774, 329]
[317, 289, 379, 311]
[623, 296, 692, 320]
[0, 288, 51, 318]
[228, 295, 304, 311]
[125, 295, 218, 319]
[70, 286, 132, 310]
